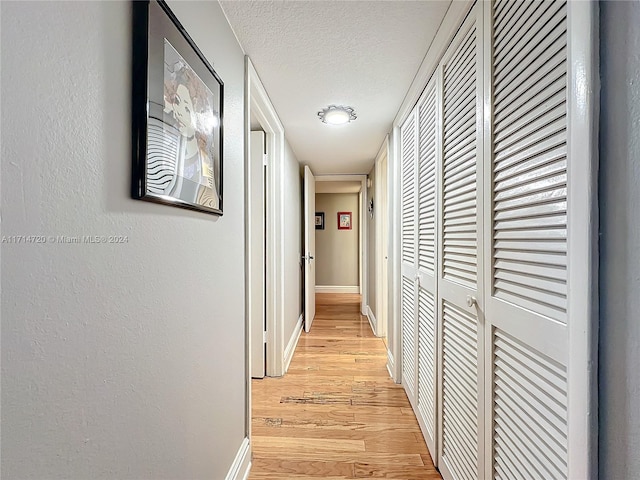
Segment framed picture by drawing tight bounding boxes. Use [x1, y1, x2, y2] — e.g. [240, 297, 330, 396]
[315, 212, 325, 230]
[337, 212, 352, 230]
[132, 0, 223, 215]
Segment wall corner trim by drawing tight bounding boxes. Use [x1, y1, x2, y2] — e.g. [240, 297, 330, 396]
[225, 437, 251, 480]
[284, 314, 304, 373]
[366, 305, 378, 337]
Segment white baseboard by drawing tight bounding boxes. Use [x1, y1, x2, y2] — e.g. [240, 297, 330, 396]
[387, 349, 397, 382]
[225, 437, 251, 480]
[315, 285, 360, 294]
[366, 305, 378, 336]
[284, 314, 303, 373]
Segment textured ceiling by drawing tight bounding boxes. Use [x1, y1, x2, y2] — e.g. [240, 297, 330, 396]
[220, 0, 451, 174]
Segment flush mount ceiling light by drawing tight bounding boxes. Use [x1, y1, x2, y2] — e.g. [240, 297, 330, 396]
[318, 105, 357, 125]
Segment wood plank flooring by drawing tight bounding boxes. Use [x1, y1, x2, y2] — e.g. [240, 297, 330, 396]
[250, 293, 441, 479]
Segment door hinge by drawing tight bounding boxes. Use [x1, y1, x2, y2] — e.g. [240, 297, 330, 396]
[263, 331, 267, 343]
[263, 154, 268, 166]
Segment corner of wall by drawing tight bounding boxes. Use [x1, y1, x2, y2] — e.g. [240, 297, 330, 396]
[283, 313, 304, 373]
[366, 305, 377, 337]
[386, 349, 397, 382]
[225, 438, 251, 480]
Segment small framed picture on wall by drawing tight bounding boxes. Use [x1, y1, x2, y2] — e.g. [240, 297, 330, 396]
[337, 212, 352, 230]
[315, 212, 325, 230]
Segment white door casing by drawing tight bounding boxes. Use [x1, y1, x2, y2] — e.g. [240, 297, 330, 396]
[247, 57, 286, 378]
[304, 166, 316, 332]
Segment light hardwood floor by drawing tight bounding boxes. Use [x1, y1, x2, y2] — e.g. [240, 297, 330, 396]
[249, 293, 441, 479]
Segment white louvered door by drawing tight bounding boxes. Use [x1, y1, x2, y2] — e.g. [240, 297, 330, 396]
[415, 76, 439, 460]
[400, 111, 418, 403]
[397, 1, 596, 478]
[483, 1, 584, 478]
[436, 5, 485, 480]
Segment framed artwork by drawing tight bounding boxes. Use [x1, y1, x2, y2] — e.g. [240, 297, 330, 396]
[337, 212, 352, 230]
[132, 0, 223, 215]
[315, 212, 325, 230]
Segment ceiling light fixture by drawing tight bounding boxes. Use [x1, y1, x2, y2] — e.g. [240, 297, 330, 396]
[318, 105, 357, 125]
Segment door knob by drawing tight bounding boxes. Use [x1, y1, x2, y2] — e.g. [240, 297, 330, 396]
[466, 295, 477, 308]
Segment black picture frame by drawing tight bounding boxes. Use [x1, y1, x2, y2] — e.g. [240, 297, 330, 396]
[315, 212, 325, 230]
[132, 0, 224, 215]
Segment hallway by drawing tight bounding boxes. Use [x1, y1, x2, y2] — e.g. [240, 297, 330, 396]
[250, 294, 441, 479]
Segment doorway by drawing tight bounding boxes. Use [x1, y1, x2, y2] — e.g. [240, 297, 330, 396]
[245, 57, 288, 386]
[375, 139, 390, 345]
[313, 175, 369, 321]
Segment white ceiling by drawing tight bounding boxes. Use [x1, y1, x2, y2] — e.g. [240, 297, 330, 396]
[220, 0, 451, 175]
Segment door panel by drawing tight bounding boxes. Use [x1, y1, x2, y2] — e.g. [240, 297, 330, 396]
[401, 276, 416, 397]
[417, 286, 436, 450]
[437, 6, 484, 480]
[400, 112, 418, 400]
[485, 1, 571, 477]
[304, 166, 316, 332]
[441, 301, 478, 480]
[415, 78, 439, 458]
[249, 131, 265, 378]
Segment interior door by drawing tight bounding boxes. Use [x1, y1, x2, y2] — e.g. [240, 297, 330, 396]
[484, 1, 576, 478]
[249, 131, 266, 378]
[400, 111, 418, 403]
[303, 165, 316, 332]
[381, 152, 389, 339]
[436, 5, 485, 480]
[376, 148, 390, 339]
[415, 75, 439, 460]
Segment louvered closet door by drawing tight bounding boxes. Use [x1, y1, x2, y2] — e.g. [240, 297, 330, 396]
[414, 77, 439, 461]
[483, 1, 578, 478]
[436, 5, 485, 480]
[400, 111, 418, 402]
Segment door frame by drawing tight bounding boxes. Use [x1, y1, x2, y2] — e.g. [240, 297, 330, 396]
[374, 137, 389, 339]
[246, 57, 287, 387]
[315, 174, 368, 315]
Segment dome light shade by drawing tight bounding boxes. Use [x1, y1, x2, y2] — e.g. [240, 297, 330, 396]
[318, 105, 357, 125]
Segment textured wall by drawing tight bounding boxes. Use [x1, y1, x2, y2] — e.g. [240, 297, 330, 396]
[315, 193, 360, 287]
[0, 1, 246, 478]
[599, 1, 640, 478]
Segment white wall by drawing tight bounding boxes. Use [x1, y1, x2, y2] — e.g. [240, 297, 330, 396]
[599, 2, 640, 478]
[283, 140, 303, 348]
[315, 193, 360, 287]
[0, 2, 247, 479]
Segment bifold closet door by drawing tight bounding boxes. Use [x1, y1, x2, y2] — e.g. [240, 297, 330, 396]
[436, 5, 485, 480]
[414, 77, 439, 460]
[400, 110, 418, 404]
[482, 1, 594, 478]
